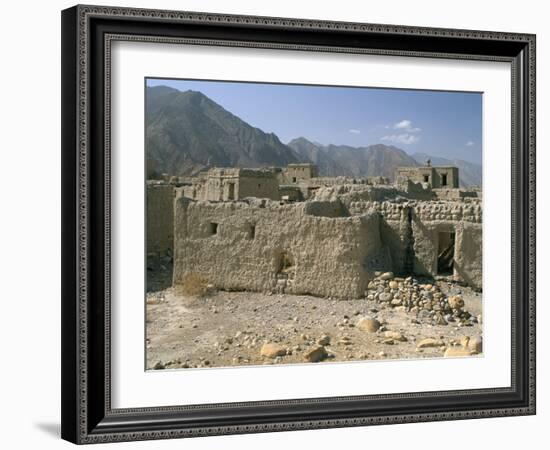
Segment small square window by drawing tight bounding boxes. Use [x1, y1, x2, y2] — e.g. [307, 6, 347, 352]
[208, 222, 218, 235]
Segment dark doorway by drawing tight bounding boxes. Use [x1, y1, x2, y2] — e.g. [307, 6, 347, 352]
[437, 231, 455, 274]
[227, 183, 235, 200]
[441, 174, 448, 186]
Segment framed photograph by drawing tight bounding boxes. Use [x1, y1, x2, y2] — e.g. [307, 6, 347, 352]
[61, 4, 536, 444]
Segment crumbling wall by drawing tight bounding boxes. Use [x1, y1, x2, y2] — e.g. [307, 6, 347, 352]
[454, 221, 482, 289]
[147, 183, 175, 256]
[410, 201, 482, 288]
[173, 200, 382, 298]
[348, 201, 411, 274]
[346, 198, 482, 288]
[237, 173, 279, 200]
[280, 164, 318, 184]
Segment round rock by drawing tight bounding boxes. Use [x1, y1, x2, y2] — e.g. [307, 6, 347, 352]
[356, 317, 381, 333]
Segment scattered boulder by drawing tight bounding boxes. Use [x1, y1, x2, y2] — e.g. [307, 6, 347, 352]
[444, 347, 474, 357]
[448, 295, 465, 310]
[417, 338, 445, 348]
[384, 331, 407, 342]
[304, 345, 328, 362]
[153, 361, 165, 370]
[467, 335, 483, 353]
[356, 317, 380, 333]
[317, 335, 331, 346]
[379, 272, 394, 281]
[338, 336, 353, 346]
[388, 281, 399, 290]
[260, 343, 287, 358]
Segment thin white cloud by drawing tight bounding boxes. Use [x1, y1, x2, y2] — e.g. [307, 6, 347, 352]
[466, 141, 475, 146]
[393, 119, 421, 133]
[348, 129, 361, 134]
[381, 134, 420, 145]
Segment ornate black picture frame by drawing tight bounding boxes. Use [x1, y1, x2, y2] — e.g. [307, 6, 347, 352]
[61, 4, 536, 444]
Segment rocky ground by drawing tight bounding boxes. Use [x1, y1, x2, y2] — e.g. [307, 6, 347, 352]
[146, 271, 483, 370]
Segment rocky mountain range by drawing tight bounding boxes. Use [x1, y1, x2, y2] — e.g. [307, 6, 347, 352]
[146, 86, 299, 176]
[146, 86, 482, 186]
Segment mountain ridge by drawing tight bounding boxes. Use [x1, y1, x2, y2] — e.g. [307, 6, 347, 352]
[146, 86, 482, 186]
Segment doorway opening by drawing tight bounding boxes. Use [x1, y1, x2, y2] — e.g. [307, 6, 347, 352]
[437, 231, 455, 274]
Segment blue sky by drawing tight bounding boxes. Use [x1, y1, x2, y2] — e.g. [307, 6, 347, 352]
[147, 78, 482, 165]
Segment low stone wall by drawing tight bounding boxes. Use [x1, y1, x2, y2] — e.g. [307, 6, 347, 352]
[173, 200, 383, 298]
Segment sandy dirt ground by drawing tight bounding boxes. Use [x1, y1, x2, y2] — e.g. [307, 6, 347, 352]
[146, 271, 483, 370]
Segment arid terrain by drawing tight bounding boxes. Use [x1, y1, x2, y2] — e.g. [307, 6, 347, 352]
[146, 268, 483, 370]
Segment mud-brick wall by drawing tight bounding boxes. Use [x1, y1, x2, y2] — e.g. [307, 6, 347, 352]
[410, 201, 482, 289]
[348, 201, 411, 274]
[237, 175, 279, 200]
[173, 200, 382, 298]
[454, 221, 482, 289]
[413, 200, 482, 223]
[146, 184, 175, 256]
[349, 200, 483, 289]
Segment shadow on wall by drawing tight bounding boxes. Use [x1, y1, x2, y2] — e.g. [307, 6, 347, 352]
[303, 199, 350, 218]
[410, 214, 435, 276]
[453, 260, 481, 291]
[379, 212, 432, 277]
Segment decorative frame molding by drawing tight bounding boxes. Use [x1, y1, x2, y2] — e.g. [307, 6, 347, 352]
[61, 4, 536, 444]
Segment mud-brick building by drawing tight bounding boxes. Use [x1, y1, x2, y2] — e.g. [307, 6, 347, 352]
[279, 163, 319, 184]
[172, 199, 384, 299]
[183, 167, 280, 202]
[396, 165, 459, 188]
[171, 188, 482, 297]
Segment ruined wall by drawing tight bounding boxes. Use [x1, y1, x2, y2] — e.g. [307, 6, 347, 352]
[194, 168, 280, 201]
[348, 201, 411, 274]
[280, 164, 318, 184]
[431, 167, 459, 188]
[146, 183, 175, 256]
[454, 221, 483, 289]
[279, 185, 304, 202]
[433, 188, 478, 201]
[171, 181, 483, 294]
[237, 171, 279, 200]
[348, 199, 482, 289]
[395, 166, 459, 188]
[173, 200, 382, 298]
[312, 184, 401, 203]
[410, 201, 482, 288]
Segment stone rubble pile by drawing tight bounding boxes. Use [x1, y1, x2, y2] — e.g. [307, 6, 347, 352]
[365, 272, 479, 327]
